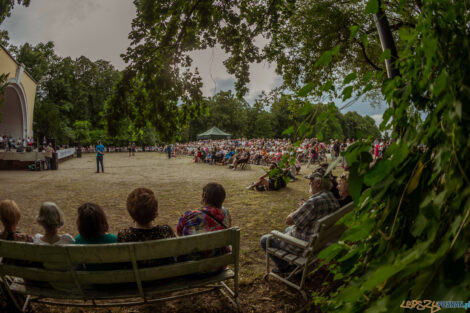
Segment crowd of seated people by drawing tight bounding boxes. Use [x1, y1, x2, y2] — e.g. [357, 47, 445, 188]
[173, 137, 396, 170]
[0, 183, 231, 276]
[173, 137, 361, 170]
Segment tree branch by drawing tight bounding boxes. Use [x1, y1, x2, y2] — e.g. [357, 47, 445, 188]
[374, 0, 399, 79]
[174, 0, 204, 52]
[355, 39, 383, 71]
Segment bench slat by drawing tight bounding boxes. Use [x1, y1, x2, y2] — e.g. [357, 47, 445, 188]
[10, 269, 235, 300]
[78, 253, 235, 284]
[267, 248, 289, 259]
[0, 229, 237, 263]
[269, 231, 309, 249]
[266, 248, 307, 266]
[1, 253, 234, 284]
[0, 241, 68, 263]
[314, 225, 348, 252]
[283, 254, 299, 263]
[316, 202, 354, 232]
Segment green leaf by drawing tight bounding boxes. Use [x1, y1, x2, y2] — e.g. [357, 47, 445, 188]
[363, 83, 373, 93]
[322, 80, 333, 91]
[317, 111, 329, 123]
[318, 243, 345, 261]
[350, 25, 359, 39]
[364, 159, 392, 186]
[317, 131, 324, 141]
[343, 72, 357, 85]
[360, 34, 369, 47]
[365, 0, 379, 14]
[349, 163, 364, 202]
[363, 71, 372, 82]
[337, 246, 361, 263]
[406, 161, 424, 194]
[450, 214, 462, 236]
[379, 49, 391, 62]
[342, 284, 364, 302]
[362, 265, 402, 291]
[423, 37, 437, 61]
[298, 82, 313, 97]
[315, 50, 332, 68]
[331, 45, 340, 56]
[342, 86, 354, 101]
[282, 126, 295, 135]
[432, 71, 447, 97]
[300, 102, 313, 115]
[455, 100, 462, 118]
[380, 108, 394, 128]
[342, 220, 374, 241]
[398, 27, 415, 41]
[411, 214, 428, 237]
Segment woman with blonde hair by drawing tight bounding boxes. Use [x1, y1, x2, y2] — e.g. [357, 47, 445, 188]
[33, 202, 74, 245]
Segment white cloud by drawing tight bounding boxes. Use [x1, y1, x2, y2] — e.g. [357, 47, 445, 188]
[371, 114, 383, 126]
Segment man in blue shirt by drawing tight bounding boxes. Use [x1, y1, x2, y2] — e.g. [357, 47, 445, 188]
[167, 144, 172, 159]
[96, 141, 105, 173]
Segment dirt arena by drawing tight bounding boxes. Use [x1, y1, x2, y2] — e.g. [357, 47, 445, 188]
[0, 152, 340, 313]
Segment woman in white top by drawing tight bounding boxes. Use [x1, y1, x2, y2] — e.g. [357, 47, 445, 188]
[33, 202, 74, 245]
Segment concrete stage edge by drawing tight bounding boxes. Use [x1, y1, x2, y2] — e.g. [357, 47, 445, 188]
[0, 149, 74, 170]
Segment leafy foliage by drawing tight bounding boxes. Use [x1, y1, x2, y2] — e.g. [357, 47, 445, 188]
[9, 42, 121, 145]
[300, 1, 470, 311]
[106, 0, 264, 142]
[183, 90, 380, 141]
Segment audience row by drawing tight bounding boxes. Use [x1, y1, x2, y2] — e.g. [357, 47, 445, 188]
[0, 183, 231, 269]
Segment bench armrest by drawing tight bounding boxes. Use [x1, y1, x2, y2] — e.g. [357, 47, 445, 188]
[270, 230, 309, 249]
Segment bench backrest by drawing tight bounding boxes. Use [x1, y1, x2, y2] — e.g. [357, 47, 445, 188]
[310, 202, 354, 253]
[0, 228, 240, 292]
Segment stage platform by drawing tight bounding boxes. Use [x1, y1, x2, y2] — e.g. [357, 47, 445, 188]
[0, 151, 45, 170]
[0, 148, 74, 170]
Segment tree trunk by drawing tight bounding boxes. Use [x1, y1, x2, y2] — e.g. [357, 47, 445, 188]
[374, 1, 399, 79]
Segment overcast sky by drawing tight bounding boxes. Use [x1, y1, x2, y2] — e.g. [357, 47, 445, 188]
[2, 0, 385, 124]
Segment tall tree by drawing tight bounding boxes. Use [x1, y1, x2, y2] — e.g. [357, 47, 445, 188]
[11, 42, 120, 144]
[117, 1, 470, 311]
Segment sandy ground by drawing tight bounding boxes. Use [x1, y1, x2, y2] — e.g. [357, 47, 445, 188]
[0, 152, 340, 313]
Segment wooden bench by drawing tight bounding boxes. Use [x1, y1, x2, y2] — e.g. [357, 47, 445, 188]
[265, 202, 354, 299]
[0, 228, 240, 312]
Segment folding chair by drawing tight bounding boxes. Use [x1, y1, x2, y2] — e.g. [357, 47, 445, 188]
[264, 202, 354, 299]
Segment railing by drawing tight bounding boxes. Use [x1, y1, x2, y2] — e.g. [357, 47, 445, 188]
[56, 148, 75, 159]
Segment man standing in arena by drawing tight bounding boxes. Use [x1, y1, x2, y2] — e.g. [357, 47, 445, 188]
[167, 143, 172, 159]
[96, 140, 105, 173]
[44, 143, 54, 170]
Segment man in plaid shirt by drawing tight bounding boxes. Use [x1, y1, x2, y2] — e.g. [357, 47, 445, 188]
[260, 166, 340, 273]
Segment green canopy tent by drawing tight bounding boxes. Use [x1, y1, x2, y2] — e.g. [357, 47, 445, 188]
[197, 126, 231, 140]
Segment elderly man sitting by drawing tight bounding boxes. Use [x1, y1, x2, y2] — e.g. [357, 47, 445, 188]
[260, 166, 340, 273]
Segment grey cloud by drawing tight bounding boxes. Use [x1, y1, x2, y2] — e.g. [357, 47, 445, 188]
[2, 0, 134, 69]
[213, 77, 236, 94]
